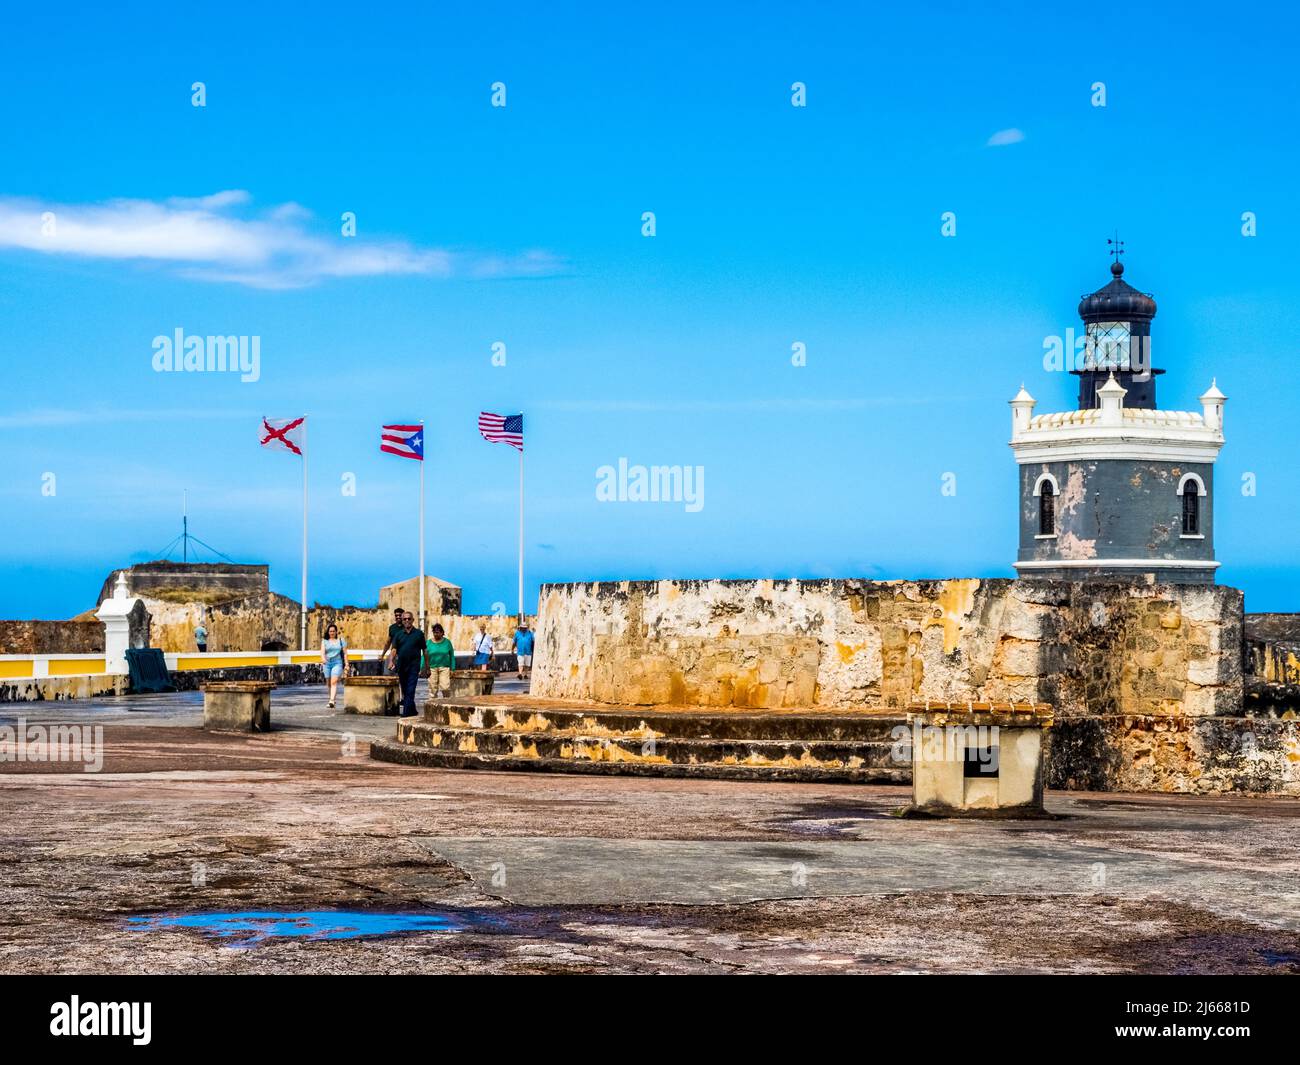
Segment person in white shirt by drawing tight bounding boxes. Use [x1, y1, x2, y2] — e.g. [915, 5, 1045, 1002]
[472, 624, 494, 669]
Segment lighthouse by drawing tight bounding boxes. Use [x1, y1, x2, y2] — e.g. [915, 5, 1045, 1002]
[1010, 249, 1226, 584]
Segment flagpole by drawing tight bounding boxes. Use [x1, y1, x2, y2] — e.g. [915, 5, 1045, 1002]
[418, 422, 426, 632]
[517, 444, 524, 621]
[300, 417, 308, 652]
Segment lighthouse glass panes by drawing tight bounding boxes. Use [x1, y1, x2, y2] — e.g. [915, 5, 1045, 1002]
[1084, 321, 1131, 370]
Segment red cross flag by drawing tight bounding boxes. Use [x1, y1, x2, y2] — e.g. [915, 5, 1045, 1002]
[260, 416, 305, 456]
[258, 415, 310, 652]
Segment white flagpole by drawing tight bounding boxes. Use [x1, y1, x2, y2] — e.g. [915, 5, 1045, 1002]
[517, 443, 524, 621]
[418, 422, 426, 632]
[300, 417, 308, 652]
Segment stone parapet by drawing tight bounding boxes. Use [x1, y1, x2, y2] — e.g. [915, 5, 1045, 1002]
[532, 578, 1244, 717]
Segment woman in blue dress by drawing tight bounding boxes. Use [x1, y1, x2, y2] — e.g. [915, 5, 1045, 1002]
[321, 623, 348, 709]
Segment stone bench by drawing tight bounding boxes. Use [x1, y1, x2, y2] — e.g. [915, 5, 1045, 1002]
[345, 675, 399, 716]
[450, 669, 495, 698]
[203, 681, 274, 732]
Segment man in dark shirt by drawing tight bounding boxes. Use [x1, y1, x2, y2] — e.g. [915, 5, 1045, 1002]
[380, 608, 405, 676]
[387, 611, 427, 717]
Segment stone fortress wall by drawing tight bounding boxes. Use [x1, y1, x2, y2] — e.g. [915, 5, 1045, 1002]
[0, 564, 531, 657]
[530, 577, 1299, 795]
[532, 577, 1243, 716]
[155, 595, 530, 655]
[0, 620, 105, 655]
[95, 562, 270, 608]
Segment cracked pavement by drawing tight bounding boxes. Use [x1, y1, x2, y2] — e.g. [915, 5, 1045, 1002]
[2, 689, 1298, 974]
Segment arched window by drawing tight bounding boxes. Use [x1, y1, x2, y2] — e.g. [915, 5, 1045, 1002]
[1039, 482, 1055, 536]
[1177, 473, 1206, 537]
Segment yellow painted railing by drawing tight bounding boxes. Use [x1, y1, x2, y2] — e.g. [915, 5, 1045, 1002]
[48, 658, 107, 676]
[0, 650, 380, 680]
[174, 655, 279, 670]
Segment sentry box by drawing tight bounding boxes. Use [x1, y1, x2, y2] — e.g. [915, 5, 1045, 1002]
[903, 702, 1054, 818]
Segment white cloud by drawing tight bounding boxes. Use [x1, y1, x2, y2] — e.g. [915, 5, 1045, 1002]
[986, 128, 1025, 147]
[0, 191, 563, 289]
[166, 190, 253, 210]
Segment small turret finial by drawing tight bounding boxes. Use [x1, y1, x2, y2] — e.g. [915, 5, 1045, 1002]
[1107, 232, 1125, 277]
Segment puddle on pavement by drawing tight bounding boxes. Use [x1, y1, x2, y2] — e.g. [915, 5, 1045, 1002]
[126, 909, 503, 946]
[1258, 949, 1300, 967]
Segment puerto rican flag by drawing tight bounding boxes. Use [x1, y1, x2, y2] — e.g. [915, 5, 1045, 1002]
[381, 423, 424, 460]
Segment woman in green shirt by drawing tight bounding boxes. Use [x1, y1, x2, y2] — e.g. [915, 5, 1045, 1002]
[424, 624, 455, 698]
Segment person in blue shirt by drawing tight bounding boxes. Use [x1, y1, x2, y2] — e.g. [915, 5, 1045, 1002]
[512, 621, 535, 680]
[320, 623, 348, 709]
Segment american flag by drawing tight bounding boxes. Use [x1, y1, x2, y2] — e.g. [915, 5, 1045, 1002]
[380, 423, 424, 460]
[478, 412, 523, 452]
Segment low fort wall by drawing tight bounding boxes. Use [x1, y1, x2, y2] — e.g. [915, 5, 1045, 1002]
[99, 595, 533, 655]
[533, 578, 1244, 717]
[0, 621, 103, 655]
[96, 562, 269, 607]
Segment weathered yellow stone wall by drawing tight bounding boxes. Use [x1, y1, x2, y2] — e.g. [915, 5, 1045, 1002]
[532, 578, 1244, 716]
[377, 576, 462, 617]
[1050, 714, 1300, 795]
[1250, 641, 1300, 685]
[131, 596, 212, 653]
[307, 609, 531, 656]
[133, 589, 534, 655]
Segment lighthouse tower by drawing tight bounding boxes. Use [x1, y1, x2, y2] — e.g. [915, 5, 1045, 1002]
[1010, 250, 1226, 584]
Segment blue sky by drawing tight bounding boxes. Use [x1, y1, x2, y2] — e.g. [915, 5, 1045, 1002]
[2, 0, 1298, 618]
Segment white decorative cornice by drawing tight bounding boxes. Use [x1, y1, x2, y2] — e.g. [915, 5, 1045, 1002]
[1011, 379, 1227, 465]
[1011, 403, 1223, 465]
[1012, 437, 1223, 464]
[1027, 408, 1209, 431]
[1014, 558, 1221, 571]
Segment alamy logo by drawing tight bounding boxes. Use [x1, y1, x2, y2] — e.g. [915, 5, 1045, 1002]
[889, 722, 1000, 769]
[595, 458, 704, 512]
[50, 997, 151, 1045]
[152, 328, 261, 382]
[0, 717, 103, 772]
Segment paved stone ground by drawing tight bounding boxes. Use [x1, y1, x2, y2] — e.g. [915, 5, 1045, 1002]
[2, 684, 1298, 974]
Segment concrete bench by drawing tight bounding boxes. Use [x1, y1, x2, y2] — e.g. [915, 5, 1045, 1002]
[344, 675, 399, 716]
[202, 681, 274, 732]
[450, 669, 495, 698]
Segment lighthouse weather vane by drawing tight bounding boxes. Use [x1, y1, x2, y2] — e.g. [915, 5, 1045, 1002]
[1107, 232, 1125, 266]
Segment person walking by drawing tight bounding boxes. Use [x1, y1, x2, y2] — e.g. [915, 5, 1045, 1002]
[472, 623, 494, 671]
[380, 607, 405, 676]
[424, 623, 455, 698]
[321, 623, 348, 709]
[512, 621, 534, 680]
[387, 611, 427, 717]
[194, 618, 208, 654]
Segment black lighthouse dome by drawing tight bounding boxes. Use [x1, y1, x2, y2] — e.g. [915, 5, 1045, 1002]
[1077, 260, 1158, 323]
[1072, 253, 1162, 411]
